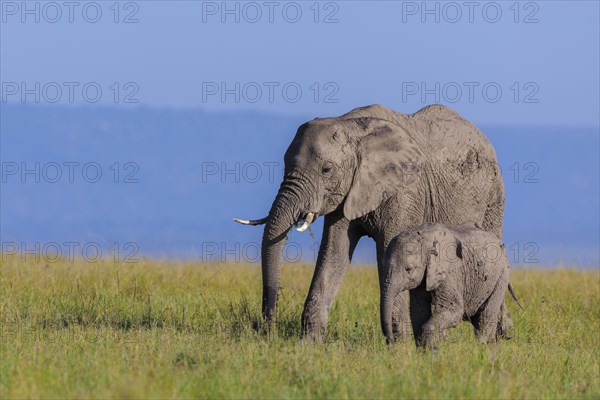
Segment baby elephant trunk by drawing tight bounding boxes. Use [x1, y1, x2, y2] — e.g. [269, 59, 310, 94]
[381, 280, 401, 345]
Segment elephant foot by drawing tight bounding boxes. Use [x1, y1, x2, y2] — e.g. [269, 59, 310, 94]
[497, 324, 512, 340]
[416, 334, 439, 352]
[302, 323, 326, 342]
[392, 320, 412, 343]
[497, 301, 513, 340]
[301, 305, 328, 342]
[477, 333, 498, 345]
[252, 318, 274, 336]
[419, 321, 450, 350]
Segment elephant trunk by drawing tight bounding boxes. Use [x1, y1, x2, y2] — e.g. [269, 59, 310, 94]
[261, 177, 307, 322]
[381, 274, 401, 345]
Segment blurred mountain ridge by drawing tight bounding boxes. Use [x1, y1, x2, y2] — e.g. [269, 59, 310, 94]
[1, 105, 598, 267]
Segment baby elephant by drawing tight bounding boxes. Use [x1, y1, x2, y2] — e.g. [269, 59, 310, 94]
[381, 222, 519, 348]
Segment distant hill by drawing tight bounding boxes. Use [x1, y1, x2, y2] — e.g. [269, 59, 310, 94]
[1, 105, 598, 267]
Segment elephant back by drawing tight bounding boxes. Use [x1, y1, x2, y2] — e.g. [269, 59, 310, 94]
[409, 105, 498, 163]
[338, 104, 498, 164]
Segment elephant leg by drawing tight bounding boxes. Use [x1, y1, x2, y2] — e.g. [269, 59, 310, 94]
[392, 292, 412, 341]
[409, 282, 432, 344]
[481, 196, 512, 339]
[376, 239, 412, 341]
[497, 299, 513, 339]
[418, 284, 463, 349]
[301, 211, 362, 340]
[420, 307, 463, 349]
[475, 276, 507, 344]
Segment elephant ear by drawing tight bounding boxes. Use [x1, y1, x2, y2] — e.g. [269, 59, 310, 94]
[425, 239, 444, 291]
[426, 234, 462, 291]
[343, 118, 424, 220]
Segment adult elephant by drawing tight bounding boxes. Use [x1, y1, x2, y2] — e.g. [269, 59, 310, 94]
[235, 104, 507, 341]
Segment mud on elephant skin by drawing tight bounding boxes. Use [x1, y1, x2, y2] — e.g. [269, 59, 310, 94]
[381, 222, 519, 348]
[234, 104, 508, 340]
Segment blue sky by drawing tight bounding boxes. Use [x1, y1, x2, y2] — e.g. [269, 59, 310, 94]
[1, 1, 599, 266]
[2, 1, 599, 125]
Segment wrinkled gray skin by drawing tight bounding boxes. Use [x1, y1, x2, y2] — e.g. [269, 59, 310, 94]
[381, 222, 511, 348]
[243, 104, 508, 340]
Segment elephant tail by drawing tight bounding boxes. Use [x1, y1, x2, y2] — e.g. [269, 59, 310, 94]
[508, 282, 523, 310]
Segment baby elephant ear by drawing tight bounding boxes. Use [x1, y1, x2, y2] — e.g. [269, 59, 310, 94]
[343, 118, 424, 220]
[425, 239, 445, 291]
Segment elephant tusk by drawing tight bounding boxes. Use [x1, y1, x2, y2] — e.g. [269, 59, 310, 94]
[233, 217, 268, 226]
[296, 221, 310, 232]
[296, 212, 315, 232]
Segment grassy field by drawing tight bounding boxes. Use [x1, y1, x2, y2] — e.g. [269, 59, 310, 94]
[1, 255, 598, 399]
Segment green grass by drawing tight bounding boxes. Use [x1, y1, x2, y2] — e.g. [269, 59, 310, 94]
[1, 255, 598, 399]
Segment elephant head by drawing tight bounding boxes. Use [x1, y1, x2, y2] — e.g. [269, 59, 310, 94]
[380, 229, 462, 344]
[235, 109, 424, 322]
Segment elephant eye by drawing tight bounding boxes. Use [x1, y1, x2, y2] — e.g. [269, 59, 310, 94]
[321, 162, 334, 174]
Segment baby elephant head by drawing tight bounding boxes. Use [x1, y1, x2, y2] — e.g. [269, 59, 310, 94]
[380, 230, 462, 343]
